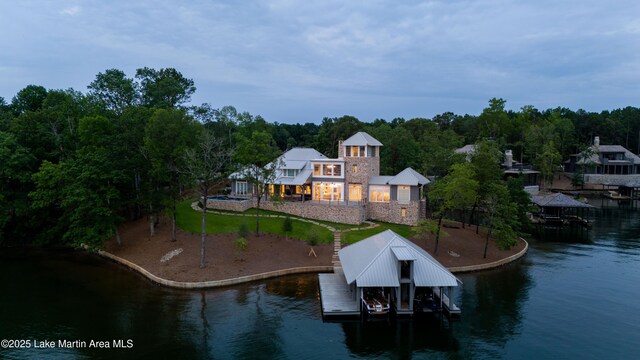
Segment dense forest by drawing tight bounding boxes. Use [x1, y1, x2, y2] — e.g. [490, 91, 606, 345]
[2, 67, 640, 248]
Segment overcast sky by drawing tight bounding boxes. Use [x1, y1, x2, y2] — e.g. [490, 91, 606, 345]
[1, 1, 639, 123]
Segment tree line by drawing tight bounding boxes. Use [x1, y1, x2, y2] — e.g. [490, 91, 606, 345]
[2, 67, 640, 249]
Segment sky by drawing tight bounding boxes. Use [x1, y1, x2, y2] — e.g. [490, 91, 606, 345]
[1, 1, 639, 124]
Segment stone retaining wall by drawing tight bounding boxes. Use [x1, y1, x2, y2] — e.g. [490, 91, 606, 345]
[260, 201, 366, 225]
[448, 238, 529, 273]
[205, 198, 253, 212]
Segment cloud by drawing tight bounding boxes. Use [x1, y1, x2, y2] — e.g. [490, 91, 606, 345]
[59, 6, 81, 16]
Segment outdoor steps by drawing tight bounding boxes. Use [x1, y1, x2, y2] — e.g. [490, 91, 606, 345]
[332, 232, 342, 269]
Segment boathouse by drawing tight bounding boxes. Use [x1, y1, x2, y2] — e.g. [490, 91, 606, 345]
[531, 192, 594, 227]
[319, 230, 460, 318]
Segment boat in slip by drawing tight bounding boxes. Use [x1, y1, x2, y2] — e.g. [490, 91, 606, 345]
[361, 289, 390, 317]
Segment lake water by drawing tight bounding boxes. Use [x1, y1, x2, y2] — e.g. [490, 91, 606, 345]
[1, 198, 639, 359]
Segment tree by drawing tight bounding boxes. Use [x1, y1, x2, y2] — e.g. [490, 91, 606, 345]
[469, 140, 503, 231]
[143, 109, 200, 239]
[428, 162, 478, 254]
[88, 68, 138, 114]
[482, 183, 518, 258]
[0, 132, 36, 244]
[234, 131, 282, 236]
[135, 67, 196, 109]
[537, 140, 562, 189]
[10, 85, 47, 115]
[182, 129, 232, 268]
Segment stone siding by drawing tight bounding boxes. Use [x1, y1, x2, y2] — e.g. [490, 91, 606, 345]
[367, 200, 422, 225]
[260, 201, 366, 225]
[344, 156, 380, 202]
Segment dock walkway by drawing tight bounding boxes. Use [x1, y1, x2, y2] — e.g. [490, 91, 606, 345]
[318, 269, 359, 316]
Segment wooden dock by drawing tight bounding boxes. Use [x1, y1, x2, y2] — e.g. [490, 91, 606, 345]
[318, 269, 360, 317]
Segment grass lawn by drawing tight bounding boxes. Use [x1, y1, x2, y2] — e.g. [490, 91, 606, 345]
[196, 204, 367, 231]
[342, 221, 414, 245]
[176, 200, 333, 244]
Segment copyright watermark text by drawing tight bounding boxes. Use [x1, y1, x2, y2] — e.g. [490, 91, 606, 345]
[1, 339, 133, 349]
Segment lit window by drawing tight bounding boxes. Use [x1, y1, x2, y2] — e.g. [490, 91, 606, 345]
[313, 164, 321, 176]
[353, 164, 358, 173]
[401, 207, 406, 217]
[369, 185, 390, 203]
[349, 184, 362, 202]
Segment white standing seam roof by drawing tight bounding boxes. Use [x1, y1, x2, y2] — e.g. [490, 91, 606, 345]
[341, 132, 383, 147]
[281, 160, 307, 170]
[391, 246, 416, 261]
[338, 230, 459, 288]
[369, 176, 395, 185]
[454, 144, 476, 155]
[388, 168, 430, 186]
[274, 169, 313, 186]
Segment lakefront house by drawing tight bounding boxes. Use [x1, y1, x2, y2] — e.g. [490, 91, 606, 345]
[214, 132, 429, 225]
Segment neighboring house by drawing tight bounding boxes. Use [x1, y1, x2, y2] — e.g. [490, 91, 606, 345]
[454, 145, 540, 195]
[564, 136, 640, 175]
[224, 132, 429, 225]
[338, 230, 460, 316]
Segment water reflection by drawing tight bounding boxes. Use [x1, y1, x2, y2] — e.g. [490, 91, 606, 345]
[1, 203, 639, 360]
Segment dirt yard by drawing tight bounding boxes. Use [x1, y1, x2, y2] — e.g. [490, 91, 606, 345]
[105, 217, 526, 282]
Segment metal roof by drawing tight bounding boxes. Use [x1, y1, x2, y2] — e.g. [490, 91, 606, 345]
[338, 230, 459, 288]
[274, 169, 313, 185]
[388, 167, 430, 186]
[531, 192, 594, 208]
[282, 148, 327, 161]
[281, 160, 307, 170]
[369, 176, 394, 185]
[391, 246, 416, 261]
[342, 132, 383, 146]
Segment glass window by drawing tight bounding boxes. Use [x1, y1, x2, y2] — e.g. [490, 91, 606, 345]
[345, 146, 350, 157]
[359, 146, 365, 157]
[398, 186, 411, 203]
[353, 164, 358, 173]
[313, 164, 321, 176]
[369, 185, 390, 203]
[236, 181, 247, 195]
[333, 164, 341, 176]
[285, 169, 296, 177]
[351, 146, 359, 157]
[401, 207, 406, 217]
[349, 184, 362, 202]
[313, 182, 343, 201]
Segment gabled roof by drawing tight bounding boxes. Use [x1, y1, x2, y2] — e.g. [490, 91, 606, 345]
[342, 132, 383, 147]
[388, 168, 430, 186]
[369, 176, 395, 185]
[575, 144, 640, 165]
[274, 169, 313, 186]
[338, 230, 459, 288]
[281, 148, 327, 162]
[531, 192, 593, 208]
[369, 168, 429, 186]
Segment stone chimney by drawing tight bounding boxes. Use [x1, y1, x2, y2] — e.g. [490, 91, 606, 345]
[504, 149, 513, 169]
[594, 136, 600, 146]
[337, 140, 344, 158]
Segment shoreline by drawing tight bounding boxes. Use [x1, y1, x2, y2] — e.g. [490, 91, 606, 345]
[96, 237, 529, 290]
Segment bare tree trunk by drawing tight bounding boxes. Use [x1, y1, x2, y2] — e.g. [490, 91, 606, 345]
[114, 226, 122, 246]
[171, 197, 177, 242]
[201, 186, 208, 268]
[255, 196, 261, 237]
[484, 226, 493, 259]
[434, 214, 444, 254]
